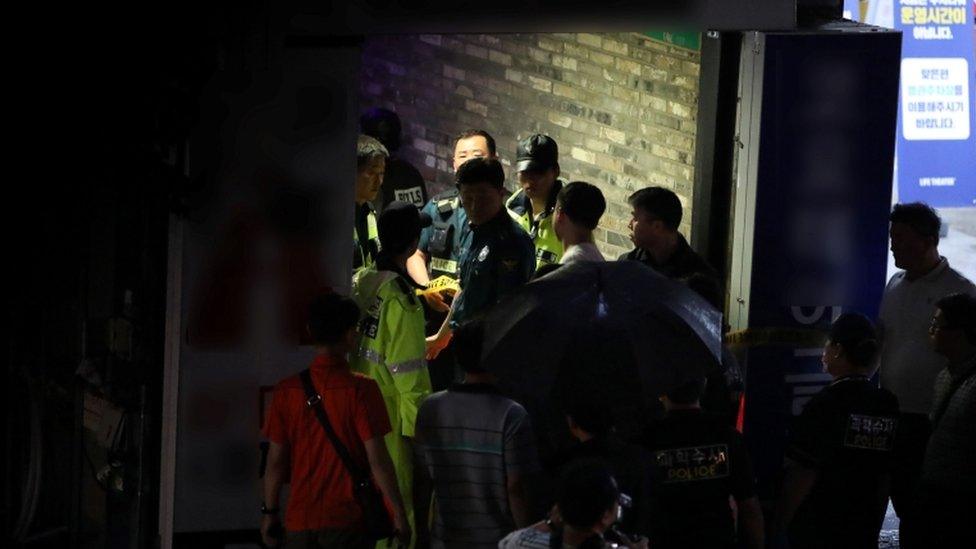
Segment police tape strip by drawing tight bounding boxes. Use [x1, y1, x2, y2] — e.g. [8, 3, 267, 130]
[725, 327, 827, 348]
[416, 275, 460, 297]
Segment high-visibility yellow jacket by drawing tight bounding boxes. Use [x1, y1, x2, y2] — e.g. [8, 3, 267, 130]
[351, 267, 431, 547]
[353, 205, 381, 272]
[506, 181, 564, 269]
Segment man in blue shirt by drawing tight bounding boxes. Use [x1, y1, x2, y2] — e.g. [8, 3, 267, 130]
[427, 157, 535, 358]
[407, 129, 497, 290]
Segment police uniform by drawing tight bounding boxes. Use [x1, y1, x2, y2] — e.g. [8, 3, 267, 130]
[415, 190, 470, 390]
[643, 410, 756, 549]
[353, 203, 380, 271]
[452, 208, 535, 327]
[505, 179, 564, 270]
[351, 261, 433, 548]
[785, 375, 899, 549]
[418, 189, 469, 282]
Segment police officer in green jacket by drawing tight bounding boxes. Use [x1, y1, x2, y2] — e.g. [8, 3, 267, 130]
[354, 134, 388, 273]
[351, 201, 436, 549]
[506, 134, 565, 270]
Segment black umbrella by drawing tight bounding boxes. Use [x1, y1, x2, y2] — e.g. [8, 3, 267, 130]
[481, 260, 722, 451]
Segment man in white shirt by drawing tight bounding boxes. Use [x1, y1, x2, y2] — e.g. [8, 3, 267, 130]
[553, 181, 606, 265]
[878, 202, 976, 545]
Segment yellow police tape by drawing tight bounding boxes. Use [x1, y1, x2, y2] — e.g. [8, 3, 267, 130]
[725, 327, 827, 348]
[416, 275, 460, 298]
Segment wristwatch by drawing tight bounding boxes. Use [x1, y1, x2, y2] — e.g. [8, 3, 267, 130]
[261, 503, 280, 515]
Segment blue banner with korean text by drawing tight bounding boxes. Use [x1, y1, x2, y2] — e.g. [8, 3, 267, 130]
[738, 30, 901, 497]
[892, 0, 976, 207]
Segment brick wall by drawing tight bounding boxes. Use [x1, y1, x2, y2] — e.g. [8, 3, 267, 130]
[361, 32, 700, 258]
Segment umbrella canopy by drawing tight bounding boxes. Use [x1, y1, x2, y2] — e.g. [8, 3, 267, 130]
[481, 260, 722, 451]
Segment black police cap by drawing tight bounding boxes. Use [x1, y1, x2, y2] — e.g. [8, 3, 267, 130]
[516, 134, 559, 173]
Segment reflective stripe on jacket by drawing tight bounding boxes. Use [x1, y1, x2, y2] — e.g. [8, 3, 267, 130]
[351, 268, 432, 437]
[353, 207, 381, 272]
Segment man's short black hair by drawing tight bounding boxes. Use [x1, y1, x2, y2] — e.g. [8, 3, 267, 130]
[357, 134, 389, 171]
[557, 459, 620, 530]
[627, 187, 682, 231]
[308, 293, 360, 346]
[936, 293, 976, 345]
[454, 129, 497, 156]
[557, 181, 606, 231]
[453, 320, 486, 374]
[456, 157, 505, 189]
[890, 202, 941, 244]
[665, 377, 706, 405]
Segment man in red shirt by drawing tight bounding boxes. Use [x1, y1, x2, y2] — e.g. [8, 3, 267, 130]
[261, 293, 410, 548]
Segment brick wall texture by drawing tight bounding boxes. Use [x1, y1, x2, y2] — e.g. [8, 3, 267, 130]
[361, 32, 701, 259]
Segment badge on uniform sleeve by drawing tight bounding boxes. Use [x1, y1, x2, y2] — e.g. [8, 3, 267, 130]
[361, 315, 379, 339]
[478, 245, 490, 262]
[361, 297, 382, 339]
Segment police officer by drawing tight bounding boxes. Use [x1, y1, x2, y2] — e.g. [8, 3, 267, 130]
[405, 130, 498, 388]
[445, 157, 535, 334]
[643, 378, 765, 549]
[354, 134, 388, 273]
[506, 134, 565, 270]
[351, 201, 435, 548]
[775, 313, 899, 549]
[406, 129, 497, 291]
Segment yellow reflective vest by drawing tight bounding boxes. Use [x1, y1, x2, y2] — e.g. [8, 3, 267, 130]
[505, 180, 564, 269]
[350, 267, 431, 547]
[353, 205, 380, 272]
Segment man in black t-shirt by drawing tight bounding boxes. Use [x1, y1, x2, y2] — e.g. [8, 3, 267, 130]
[618, 187, 719, 286]
[776, 313, 899, 549]
[642, 378, 764, 549]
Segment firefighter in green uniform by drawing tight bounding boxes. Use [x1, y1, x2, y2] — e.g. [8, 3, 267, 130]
[351, 201, 436, 548]
[506, 134, 565, 270]
[354, 134, 388, 273]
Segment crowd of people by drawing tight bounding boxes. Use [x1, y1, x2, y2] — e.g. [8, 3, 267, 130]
[258, 110, 976, 549]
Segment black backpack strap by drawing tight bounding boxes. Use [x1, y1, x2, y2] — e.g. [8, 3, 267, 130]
[298, 369, 367, 481]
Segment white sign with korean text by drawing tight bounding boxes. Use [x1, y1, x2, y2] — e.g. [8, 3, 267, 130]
[901, 57, 971, 140]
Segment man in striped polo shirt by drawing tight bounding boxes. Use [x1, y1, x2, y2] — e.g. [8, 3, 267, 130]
[412, 320, 538, 548]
